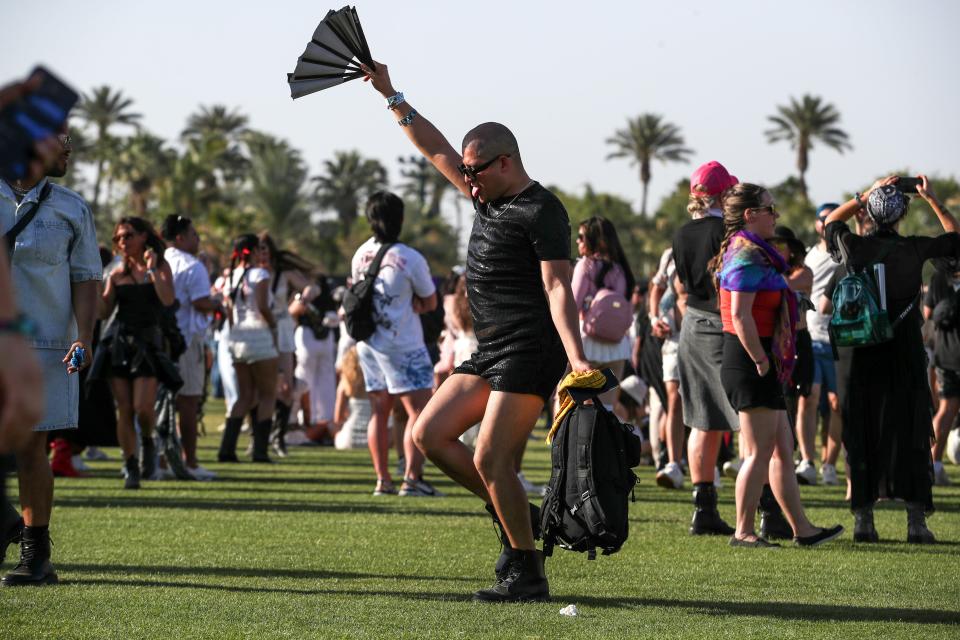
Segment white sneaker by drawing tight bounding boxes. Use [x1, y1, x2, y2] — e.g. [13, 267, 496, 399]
[796, 459, 817, 486]
[188, 465, 217, 481]
[722, 459, 741, 479]
[71, 455, 91, 472]
[821, 463, 839, 486]
[84, 446, 110, 461]
[517, 471, 546, 497]
[656, 462, 684, 489]
[713, 466, 722, 489]
[398, 477, 445, 497]
[933, 462, 951, 487]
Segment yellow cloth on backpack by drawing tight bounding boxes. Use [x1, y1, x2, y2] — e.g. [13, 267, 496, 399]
[547, 369, 606, 443]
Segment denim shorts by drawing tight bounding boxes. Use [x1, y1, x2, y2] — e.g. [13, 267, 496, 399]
[357, 342, 434, 395]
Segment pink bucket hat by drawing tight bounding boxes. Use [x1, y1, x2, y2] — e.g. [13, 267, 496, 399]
[690, 161, 738, 197]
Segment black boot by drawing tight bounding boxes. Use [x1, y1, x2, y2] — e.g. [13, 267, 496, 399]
[1, 525, 57, 586]
[853, 505, 879, 543]
[271, 401, 292, 458]
[123, 455, 141, 490]
[251, 420, 273, 463]
[486, 502, 541, 579]
[140, 437, 156, 481]
[906, 502, 936, 544]
[758, 484, 793, 540]
[1, 499, 23, 567]
[217, 417, 244, 462]
[690, 483, 735, 535]
[473, 548, 550, 603]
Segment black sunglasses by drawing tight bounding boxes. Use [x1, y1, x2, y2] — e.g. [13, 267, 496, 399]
[457, 154, 509, 180]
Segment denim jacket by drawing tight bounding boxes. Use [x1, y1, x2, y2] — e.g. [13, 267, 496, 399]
[0, 179, 102, 349]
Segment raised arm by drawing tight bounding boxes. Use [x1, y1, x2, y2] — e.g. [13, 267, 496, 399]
[362, 62, 469, 198]
[918, 174, 959, 234]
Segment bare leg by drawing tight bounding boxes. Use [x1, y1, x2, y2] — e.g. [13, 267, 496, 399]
[733, 407, 776, 541]
[175, 395, 201, 467]
[250, 358, 279, 422]
[689, 429, 723, 484]
[932, 397, 960, 462]
[665, 380, 685, 465]
[412, 374, 491, 499]
[367, 390, 395, 483]
[132, 377, 159, 439]
[16, 432, 53, 527]
[796, 382, 820, 463]
[474, 391, 545, 550]
[110, 378, 137, 458]
[768, 411, 818, 537]
[399, 388, 432, 480]
[825, 392, 843, 466]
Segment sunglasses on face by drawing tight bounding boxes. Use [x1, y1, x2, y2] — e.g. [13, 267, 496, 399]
[457, 154, 509, 180]
[751, 204, 778, 216]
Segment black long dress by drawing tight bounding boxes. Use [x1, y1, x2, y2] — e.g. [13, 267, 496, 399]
[826, 222, 960, 512]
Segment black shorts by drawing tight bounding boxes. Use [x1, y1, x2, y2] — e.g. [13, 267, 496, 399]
[721, 333, 786, 412]
[454, 336, 568, 403]
[788, 329, 814, 398]
[937, 367, 960, 399]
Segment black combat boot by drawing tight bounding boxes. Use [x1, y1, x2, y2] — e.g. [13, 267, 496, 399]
[852, 505, 879, 543]
[473, 548, 550, 603]
[758, 484, 793, 540]
[486, 502, 541, 579]
[690, 483, 735, 535]
[123, 455, 141, 490]
[1, 525, 57, 586]
[271, 401, 292, 458]
[217, 417, 244, 462]
[906, 502, 936, 544]
[1, 502, 23, 567]
[140, 437, 157, 481]
[251, 420, 273, 463]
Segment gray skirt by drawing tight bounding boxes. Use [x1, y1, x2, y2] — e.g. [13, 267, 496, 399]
[677, 306, 739, 432]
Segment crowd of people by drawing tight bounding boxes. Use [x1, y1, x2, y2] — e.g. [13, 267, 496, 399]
[1, 63, 958, 602]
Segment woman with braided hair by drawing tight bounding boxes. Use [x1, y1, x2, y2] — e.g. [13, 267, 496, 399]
[712, 183, 843, 548]
[217, 234, 279, 463]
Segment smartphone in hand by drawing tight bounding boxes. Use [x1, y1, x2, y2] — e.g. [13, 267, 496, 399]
[0, 66, 79, 182]
[896, 177, 922, 194]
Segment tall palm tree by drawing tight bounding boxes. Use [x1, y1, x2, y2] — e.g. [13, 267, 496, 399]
[765, 94, 852, 201]
[246, 132, 308, 239]
[109, 132, 175, 215]
[75, 86, 142, 215]
[182, 105, 250, 190]
[605, 114, 693, 216]
[398, 155, 450, 218]
[313, 150, 388, 233]
[181, 104, 248, 141]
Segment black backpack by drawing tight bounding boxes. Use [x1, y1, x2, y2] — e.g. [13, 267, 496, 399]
[342, 242, 394, 341]
[540, 373, 641, 560]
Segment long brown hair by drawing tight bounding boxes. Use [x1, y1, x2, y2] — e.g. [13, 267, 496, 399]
[113, 216, 166, 276]
[708, 183, 769, 289]
[578, 216, 636, 294]
[257, 231, 315, 292]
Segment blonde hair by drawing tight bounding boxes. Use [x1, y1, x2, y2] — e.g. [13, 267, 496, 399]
[708, 183, 770, 289]
[686, 192, 718, 217]
[340, 346, 366, 398]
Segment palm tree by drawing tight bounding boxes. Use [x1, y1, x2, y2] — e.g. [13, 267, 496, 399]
[181, 105, 248, 141]
[245, 132, 309, 239]
[313, 150, 388, 233]
[109, 132, 175, 215]
[398, 155, 451, 218]
[182, 105, 250, 190]
[75, 86, 142, 215]
[765, 94, 852, 201]
[605, 114, 693, 216]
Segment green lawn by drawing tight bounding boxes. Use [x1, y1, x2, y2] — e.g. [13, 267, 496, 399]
[1, 398, 958, 639]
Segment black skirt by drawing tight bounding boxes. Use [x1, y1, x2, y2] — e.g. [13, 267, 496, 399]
[721, 333, 786, 412]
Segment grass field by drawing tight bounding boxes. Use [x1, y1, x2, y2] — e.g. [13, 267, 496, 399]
[1, 398, 958, 639]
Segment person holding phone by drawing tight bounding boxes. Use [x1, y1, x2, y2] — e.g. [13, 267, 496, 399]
[0, 131, 100, 585]
[824, 175, 959, 543]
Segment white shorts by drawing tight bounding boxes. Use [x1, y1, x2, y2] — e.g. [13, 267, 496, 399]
[276, 315, 296, 354]
[662, 337, 680, 383]
[357, 342, 433, 395]
[229, 327, 278, 364]
[177, 333, 206, 396]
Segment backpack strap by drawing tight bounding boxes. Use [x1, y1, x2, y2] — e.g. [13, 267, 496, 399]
[571, 399, 609, 547]
[4, 182, 53, 257]
[541, 410, 571, 558]
[364, 242, 395, 281]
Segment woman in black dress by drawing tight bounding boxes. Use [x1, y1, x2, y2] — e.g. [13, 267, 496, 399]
[824, 175, 959, 543]
[95, 218, 176, 488]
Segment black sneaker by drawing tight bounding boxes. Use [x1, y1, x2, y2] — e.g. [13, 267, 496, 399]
[1, 528, 57, 586]
[729, 536, 781, 548]
[0, 516, 23, 567]
[794, 524, 844, 547]
[124, 456, 141, 490]
[473, 549, 550, 603]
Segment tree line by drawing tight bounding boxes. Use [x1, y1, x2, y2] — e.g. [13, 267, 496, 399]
[63, 87, 957, 278]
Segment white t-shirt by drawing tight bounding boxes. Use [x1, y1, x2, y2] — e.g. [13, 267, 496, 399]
[228, 267, 272, 328]
[804, 243, 841, 343]
[350, 238, 436, 353]
[165, 247, 211, 341]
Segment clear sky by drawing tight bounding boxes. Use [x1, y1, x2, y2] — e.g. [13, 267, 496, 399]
[4, 0, 958, 215]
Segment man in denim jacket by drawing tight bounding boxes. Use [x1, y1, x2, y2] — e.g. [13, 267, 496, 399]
[0, 133, 100, 586]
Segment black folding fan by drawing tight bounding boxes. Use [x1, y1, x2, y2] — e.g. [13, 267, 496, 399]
[287, 6, 375, 100]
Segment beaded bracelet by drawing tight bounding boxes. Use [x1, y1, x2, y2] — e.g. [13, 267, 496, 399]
[398, 109, 418, 127]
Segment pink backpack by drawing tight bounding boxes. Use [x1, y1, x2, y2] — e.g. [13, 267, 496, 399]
[583, 288, 632, 342]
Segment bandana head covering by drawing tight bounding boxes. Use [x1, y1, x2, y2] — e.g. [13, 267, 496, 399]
[867, 185, 907, 227]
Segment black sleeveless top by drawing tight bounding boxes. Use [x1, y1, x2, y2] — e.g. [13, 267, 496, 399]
[115, 283, 163, 330]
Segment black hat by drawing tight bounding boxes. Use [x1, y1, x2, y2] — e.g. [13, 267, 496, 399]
[771, 225, 806, 261]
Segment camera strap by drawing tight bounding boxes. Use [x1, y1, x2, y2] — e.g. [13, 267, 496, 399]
[4, 181, 53, 258]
